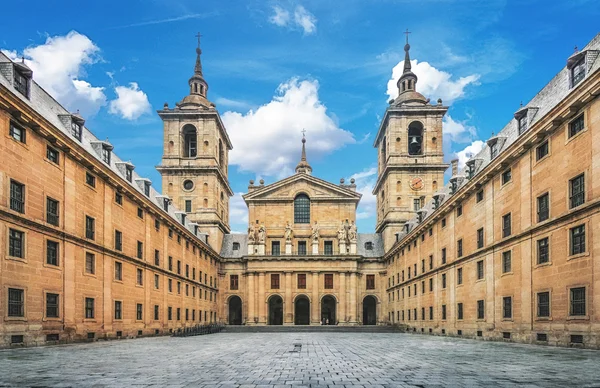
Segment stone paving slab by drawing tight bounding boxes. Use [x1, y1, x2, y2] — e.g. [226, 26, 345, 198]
[0, 333, 599, 387]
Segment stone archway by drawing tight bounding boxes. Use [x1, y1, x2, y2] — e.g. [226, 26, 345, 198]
[362, 295, 377, 325]
[268, 295, 283, 325]
[321, 295, 336, 325]
[294, 295, 310, 325]
[228, 296, 242, 325]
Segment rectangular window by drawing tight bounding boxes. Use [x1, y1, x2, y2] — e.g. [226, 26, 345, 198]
[457, 268, 463, 285]
[154, 274, 160, 289]
[10, 180, 25, 213]
[46, 197, 59, 226]
[421, 259, 425, 273]
[85, 172, 96, 187]
[324, 241, 333, 255]
[569, 114, 585, 137]
[298, 241, 307, 256]
[501, 169, 512, 185]
[114, 301, 122, 320]
[168, 256, 173, 271]
[137, 208, 143, 219]
[186, 265, 189, 278]
[8, 228, 25, 258]
[154, 305, 159, 320]
[168, 279, 172, 292]
[324, 274, 334, 289]
[114, 261, 122, 281]
[442, 247, 447, 263]
[429, 278, 433, 292]
[571, 58, 586, 87]
[502, 251, 512, 273]
[137, 268, 143, 285]
[570, 225, 586, 255]
[114, 230, 122, 251]
[456, 204, 463, 217]
[537, 237, 549, 264]
[490, 143, 498, 159]
[429, 255, 433, 270]
[502, 213, 512, 238]
[442, 273, 447, 289]
[537, 292, 550, 318]
[102, 147, 111, 164]
[144, 182, 150, 197]
[477, 228, 484, 248]
[271, 241, 281, 256]
[115, 192, 123, 205]
[137, 241, 143, 259]
[536, 140, 549, 161]
[185, 200, 192, 213]
[85, 297, 95, 319]
[46, 240, 59, 266]
[476, 189, 484, 203]
[477, 300, 485, 319]
[441, 218, 446, 228]
[46, 145, 60, 164]
[570, 287, 586, 316]
[13, 68, 30, 97]
[71, 121, 82, 141]
[457, 303, 463, 320]
[168, 307, 172, 320]
[154, 219, 160, 231]
[457, 240, 463, 258]
[137, 304, 143, 320]
[177, 260, 181, 274]
[477, 260, 484, 280]
[9, 121, 26, 143]
[154, 250, 160, 266]
[537, 193, 549, 222]
[366, 274, 375, 290]
[230, 275, 239, 290]
[569, 174, 585, 208]
[413, 198, 421, 211]
[271, 274, 280, 289]
[518, 115, 528, 134]
[8, 288, 24, 317]
[297, 274, 306, 289]
[441, 305, 447, 320]
[46, 293, 59, 318]
[503, 296, 512, 319]
[85, 216, 95, 240]
[85, 252, 95, 274]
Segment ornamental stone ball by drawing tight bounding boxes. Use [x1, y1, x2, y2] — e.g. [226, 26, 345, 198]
[249, 179, 254, 185]
[350, 178, 355, 184]
[340, 178, 345, 184]
[259, 179, 264, 185]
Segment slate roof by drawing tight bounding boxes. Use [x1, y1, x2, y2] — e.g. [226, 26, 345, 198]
[357, 233, 384, 257]
[220, 234, 248, 258]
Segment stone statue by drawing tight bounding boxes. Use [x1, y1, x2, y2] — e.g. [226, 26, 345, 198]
[311, 221, 320, 242]
[284, 221, 293, 242]
[248, 223, 256, 244]
[337, 221, 347, 242]
[348, 220, 358, 243]
[258, 223, 266, 244]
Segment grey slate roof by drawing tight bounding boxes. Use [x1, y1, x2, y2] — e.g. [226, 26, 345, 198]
[220, 234, 248, 258]
[357, 233, 384, 257]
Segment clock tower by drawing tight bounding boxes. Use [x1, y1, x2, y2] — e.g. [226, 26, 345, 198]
[373, 35, 449, 251]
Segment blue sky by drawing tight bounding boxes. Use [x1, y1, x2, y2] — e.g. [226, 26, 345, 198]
[2, 0, 599, 233]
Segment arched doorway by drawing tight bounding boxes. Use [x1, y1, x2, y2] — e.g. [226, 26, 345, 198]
[294, 295, 310, 325]
[268, 295, 283, 325]
[321, 295, 336, 325]
[363, 295, 377, 325]
[228, 296, 242, 325]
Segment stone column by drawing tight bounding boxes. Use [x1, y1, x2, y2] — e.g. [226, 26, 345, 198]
[339, 272, 346, 324]
[349, 272, 357, 325]
[258, 272, 266, 325]
[311, 272, 319, 325]
[247, 272, 255, 325]
[285, 272, 293, 325]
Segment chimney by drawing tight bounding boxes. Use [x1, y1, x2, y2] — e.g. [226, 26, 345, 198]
[451, 159, 459, 176]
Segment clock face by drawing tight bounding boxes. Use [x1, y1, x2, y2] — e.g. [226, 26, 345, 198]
[410, 177, 424, 191]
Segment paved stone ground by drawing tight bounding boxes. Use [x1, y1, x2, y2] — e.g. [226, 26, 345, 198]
[1, 332, 600, 387]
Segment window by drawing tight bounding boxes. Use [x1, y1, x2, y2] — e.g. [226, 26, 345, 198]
[570, 287, 586, 316]
[71, 120, 82, 141]
[476, 260, 484, 280]
[114, 230, 122, 251]
[46, 197, 59, 226]
[85, 172, 96, 187]
[168, 256, 173, 271]
[85, 252, 95, 274]
[114, 301, 122, 320]
[85, 298, 95, 319]
[442, 248, 447, 263]
[536, 140, 549, 161]
[457, 240, 463, 258]
[569, 174, 585, 208]
[230, 275, 239, 290]
[537, 292, 550, 318]
[137, 207, 144, 219]
[441, 218, 446, 228]
[441, 273, 446, 288]
[518, 115, 528, 134]
[184, 200, 192, 213]
[271, 274, 280, 289]
[324, 274, 334, 289]
[476, 189, 484, 202]
[477, 228, 484, 248]
[537, 237, 549, 264]
[232, 242, 240, 251]
[168, 279, 172, 292]
[490, 143, 498, 159]
[503, 296, 512, 319]
[136, 304, 143, 320]
[168, 307, 173, 320]
[298, 241, 307, 256]
[154, 219, 160, 231]
[477, 300, 485, 319]
[177, 260, 181, 274]
[8, 288, 24, 317]
[13, 68, 30, 97]
[46, 293, 59, 318]
[102, 146, 111, 165]
[112, 261, 122, 281]
[144, 182, 151, 197]
[85, 216, 95, 240]
[571, 58, 586, 86]
[115, 192, 123, 205]
[457, 303, 463, 320]
[9, 121, 26, 143]
[9, 229, 24, 258]
[47, 240, 59, 266]
[441, 305, 447, 320]
[570, 225, 586, 255]
[429, 278, 433, 292]
[457, 204, 463, 217]
[502, 213, 512, 238]
[324, 241, 333, 255]
[457, 268, 463, 285]
[137, 241, 143, 259]
[421, 259, 425, 273]
[366, 274, 375, 290]
[125, 166, 133, 183]
[10, 180, 25, 213]
[183, 125, 197, 157]
[537, 193, 549, 222]
[413, 198, 421, 212]
[569, 114, 585, 138]
[502, 251, 512, 273]
[46, 146, 59, 164]
[137, 268, 143, 285]
[501, 169, 512, 185]
[297, 274, 306, 289]
[154, 305, 159, 320]
[271, 241, 281, 256]
[429, 255, 433, 270]
[294, 194, 310, 224]
[154, 274, 159, 289]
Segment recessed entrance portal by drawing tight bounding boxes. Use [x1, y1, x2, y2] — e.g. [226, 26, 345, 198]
[294, 295, 310, 325]
[228, 296, 242, 325]
[363, 295, 377, 325]
[268, 295, 283, 325]
[321, 295, 336, 325]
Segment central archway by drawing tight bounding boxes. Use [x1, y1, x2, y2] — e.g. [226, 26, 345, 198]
[321, 295, 336, 325]
[268, 295, 283, 325]
[362, 295, 377, 325]
[294, 295, 310, 325]
[228, 296, 242, 325]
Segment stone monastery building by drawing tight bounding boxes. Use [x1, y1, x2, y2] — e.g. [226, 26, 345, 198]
[1, 33, 600, 348]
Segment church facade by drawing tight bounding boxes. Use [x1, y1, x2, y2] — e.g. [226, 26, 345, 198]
[0, 33, 599, 348]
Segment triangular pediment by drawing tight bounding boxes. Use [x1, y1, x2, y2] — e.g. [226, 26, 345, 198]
[243, 173, 362, 203]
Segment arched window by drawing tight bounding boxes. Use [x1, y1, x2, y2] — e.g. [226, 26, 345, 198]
[182, 124, 197, 157]
[408, 121, 423, 155]
[294, 194, 310, 224]
[203, 198, 208, 208]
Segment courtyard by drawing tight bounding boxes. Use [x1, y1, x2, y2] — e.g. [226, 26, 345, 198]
[0, 332, 599, 387]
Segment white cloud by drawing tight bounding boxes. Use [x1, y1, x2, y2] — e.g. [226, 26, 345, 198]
[269, 5, 317, 35]
[108, 82, 151, 120]
[454, 140, 485, 169]
[348, 167, 377, 220]
[223, 78, 354, 178]
[215, 97, 255, 111]
[443, 115, 477, 145]
[386, 59, 479, 104]
[229, 192, 249, 229]
[2, 31, 106, 117]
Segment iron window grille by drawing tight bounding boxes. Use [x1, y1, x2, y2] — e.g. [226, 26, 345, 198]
[457, 240, 463, 258]
[537, 292, 550, 317]
[85, 298, 95, 319]
[570, 225, 586, 255]
[477, 228, 484, 248]
[46, 293, 59, 318]
[10, 180, 25, 213]
[537, 193, 549, 222]
[8, 288, 24, 317]
[154, 305, 160, 320]
[477, 260, 484, 280]
[46, 197, 59, 226]
[570, 287, 586, 316]
[9, 122, 25, 143]
[115, 262, 122, 281]
[46, 240, 59, 266]
[293, 194, 310, 224]
[502, 213, 512, 237]
[85, 253, 95, 274]
[537, 237, 549, 264]
[137, 304, 143, 320]
[441, 305, 447, 320]
[503, 297, 512, 319]
[477, 300, 485, 319]
[502, 251, 511, 273]
[115, 230, 122, 251]
[457, 303, 463, 320]
[137, 241, 143, 259]
[569, 174, 585, 208]
[47, 146, 59, 164]
[85, 216, 95, 240]
[457, 268, 463, 285]
[9, 229, 24, 258]
[114, 301, 122, 319]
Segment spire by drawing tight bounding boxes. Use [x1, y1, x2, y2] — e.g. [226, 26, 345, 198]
[403, 28, 412, 74]
[392, 28, 427, 106]
[194, 32, 203, 76]
[178, 34, 211, 109]
[295, 130, 312, 175]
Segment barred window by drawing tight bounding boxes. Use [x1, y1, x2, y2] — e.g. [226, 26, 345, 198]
[46, 197, 59, 226]
[85, 216, 95, 240]
[294, 194, 310, 224]
[477, 300, 485, 320]
[569, 174, 585, 209]
[477, 228, 484, 248]
[137, 304, 143, 320]
[85, 297, 95, 319]
[46, 240, 59, 266]
[457, 303, 463, 320]
[8, 288, 24, 317]
[502, 213, 512, 238]
[115, 261, 122, 281]
[457, 268, 463, 285]
[502, 251, 511, 274]
[477, 260, 484, 280]
[570, 225, 586, 255]
[137, 268, 143, 285]
[366, 274, 375, 290]
[503, 296, 512, 319]
[570, 287, 586, 316]
[137, 241, 143, 259]
[537, 292, 550, 318]
[46, 293, 59, 318]
[9, 229, 24, 258]
[115, 230, 122, 251]
[230, 275, 239, 290]
[114, 301, 122, 320]
[537, 237, 549, 264]
[537, 193, 549, 222]
[10, 180, 25, 213]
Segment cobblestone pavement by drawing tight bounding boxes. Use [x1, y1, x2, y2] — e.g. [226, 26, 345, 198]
[1, 332, 600, 387]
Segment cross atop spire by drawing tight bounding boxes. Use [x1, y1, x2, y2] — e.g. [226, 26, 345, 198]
[194, 32, 203, 75]
[404, 29, 411, 44]
[295, 131, 312, 175]
[195, 32, 202, 49]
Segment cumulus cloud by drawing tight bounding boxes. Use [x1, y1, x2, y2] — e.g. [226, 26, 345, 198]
[223, 78, 354, 177]
[454, 140, 485, 169]
[442, 115, 485, 169]
[2, 31, 106, 116]
[108, 82, 152, 120]
[348, 167, 378, 220]
[229, 192, 249, 230]
[386, 59, 479, 104]
[269, 5, 317, 35]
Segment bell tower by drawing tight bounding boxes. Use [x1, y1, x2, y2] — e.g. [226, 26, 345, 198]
[156, 35, 233, 251]
[373, 32, 449, 251]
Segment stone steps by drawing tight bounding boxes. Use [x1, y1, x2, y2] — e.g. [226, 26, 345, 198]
[221, 325, 401, 333]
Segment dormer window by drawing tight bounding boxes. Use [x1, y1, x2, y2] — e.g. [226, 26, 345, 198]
[233, 242, 240, 251]
[450, 180, 458, 195]
[71, 121, 82, 141]
[125, 166, 133, 182]
[518, 115, 528, 134]
[181, 213, 186, 224]
[101, 145, 111, 165]
[163, 198, 169, 212]
[13, 68, 30, 98]
[365, 242, 373, 251]
[466, 163, 474, 179]
[571, 57, 586, 87]
[144, 182, 151, 197]
[490, 143, 498, 159]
